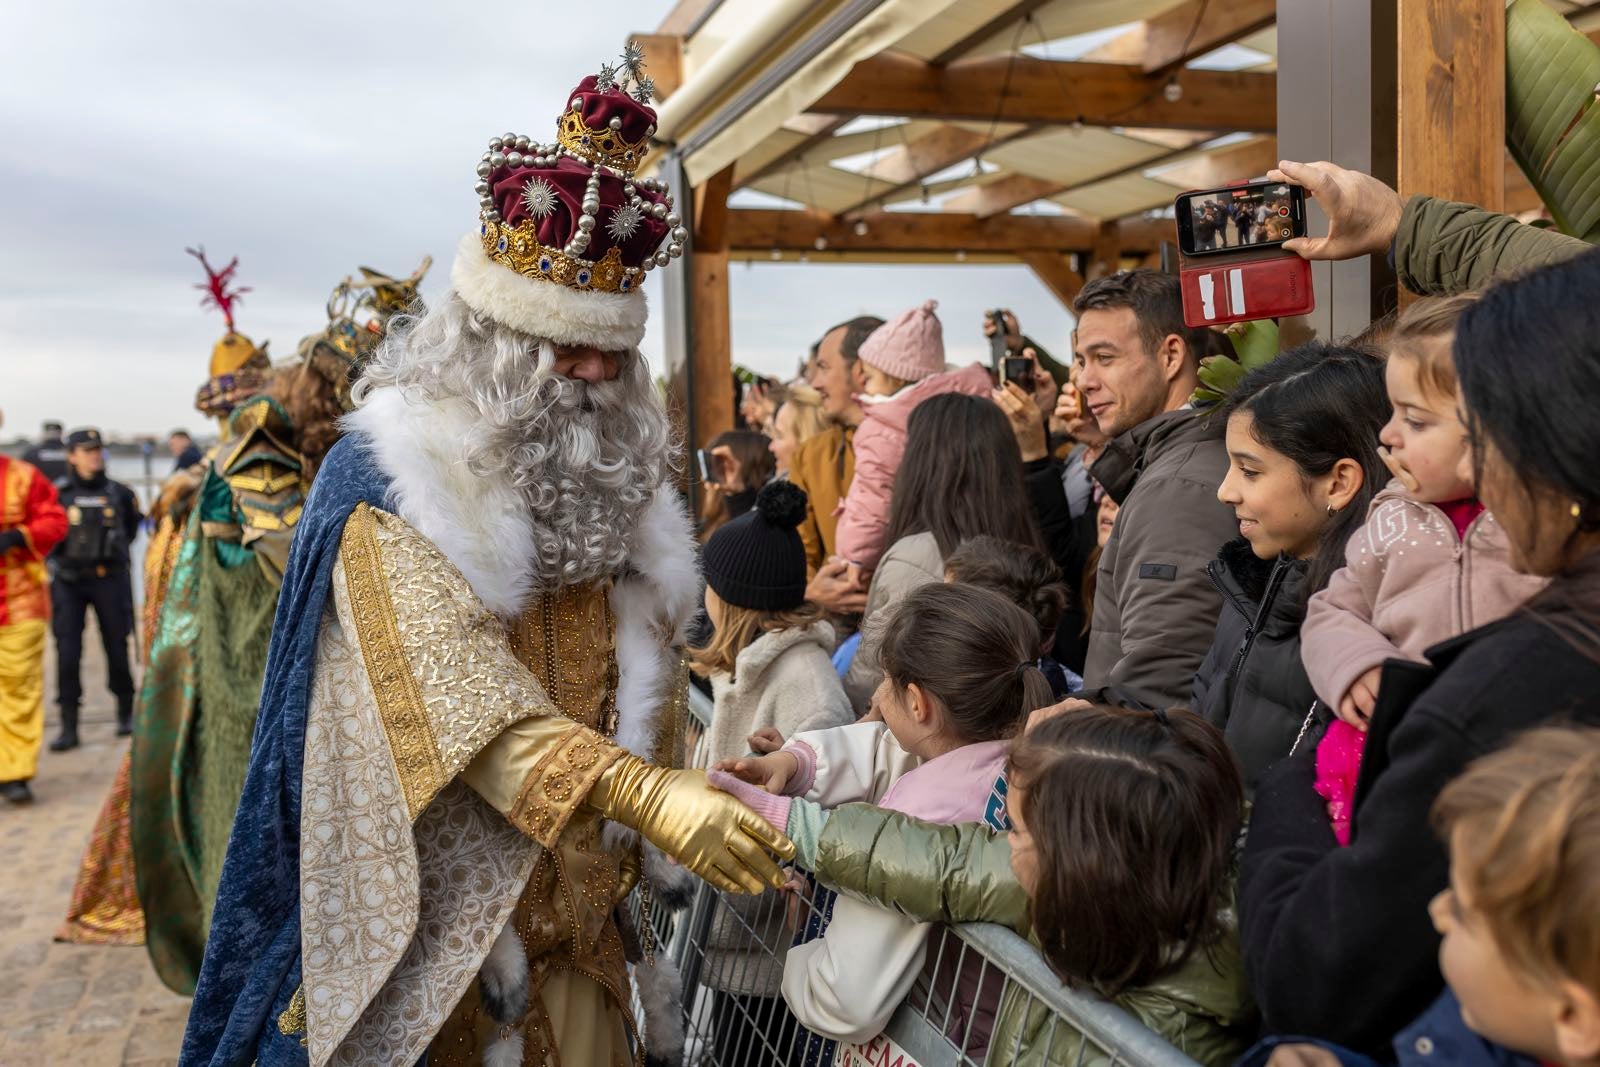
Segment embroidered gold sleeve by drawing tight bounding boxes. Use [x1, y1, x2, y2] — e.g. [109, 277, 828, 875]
[337, 503, 625, 843]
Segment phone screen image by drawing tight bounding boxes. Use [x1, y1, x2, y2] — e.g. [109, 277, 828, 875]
[1176, 182, 1303, 255]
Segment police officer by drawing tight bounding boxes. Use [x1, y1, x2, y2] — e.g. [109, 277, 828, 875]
[49, 429, 142, 750]
[22, 420, 69, 485]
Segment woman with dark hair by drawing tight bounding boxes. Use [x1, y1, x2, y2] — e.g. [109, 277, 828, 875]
[1239, 248, 1600, 1053]
[698, 429, 777, 539]
[842, 393, 1044, 712]
[1192, 343, 1389, 783]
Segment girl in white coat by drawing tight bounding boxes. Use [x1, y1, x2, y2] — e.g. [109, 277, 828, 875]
[690, 479, 854, 1061]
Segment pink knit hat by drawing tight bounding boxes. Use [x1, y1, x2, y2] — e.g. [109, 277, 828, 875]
[858, 300, 945, 383]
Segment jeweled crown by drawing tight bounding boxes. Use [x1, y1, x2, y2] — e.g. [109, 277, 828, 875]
[473, 44, 685, 296]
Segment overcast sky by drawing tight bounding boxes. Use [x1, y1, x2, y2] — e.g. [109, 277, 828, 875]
[1, 0, 1074, 442]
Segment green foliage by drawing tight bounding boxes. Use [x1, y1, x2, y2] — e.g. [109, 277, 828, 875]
[1506, 0, 1600, 242]
[1193, 319, 1281, 405]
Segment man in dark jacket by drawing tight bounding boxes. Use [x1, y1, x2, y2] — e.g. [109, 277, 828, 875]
[1070, 270, 1237, 710]
[49, 428, 143, 748]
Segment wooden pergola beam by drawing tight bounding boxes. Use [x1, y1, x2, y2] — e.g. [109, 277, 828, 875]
[1083, 0, 1276, 73]
[947, 174, 1068, 219]
[930, 0, 1058, 65]
[725, 208, 1171, 255]
[836, 122, 1037, 217]
[736, 116, 851, 189]
[1145, 135, 1279, 192]
[809, 54, 1275, 132]
[1019, 251, 1086, 308]
[632, 34, 684, 101]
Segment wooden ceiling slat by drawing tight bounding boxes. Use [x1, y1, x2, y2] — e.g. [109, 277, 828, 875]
[808, 54, 1275, 132]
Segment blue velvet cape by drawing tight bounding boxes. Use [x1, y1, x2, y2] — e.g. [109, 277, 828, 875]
[180, 437, 391, 1066]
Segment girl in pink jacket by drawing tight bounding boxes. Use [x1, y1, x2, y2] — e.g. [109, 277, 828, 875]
[835, 300, 994, 574]
[711, 582, 1054, 1047]
[1301, 295, 1545, 843]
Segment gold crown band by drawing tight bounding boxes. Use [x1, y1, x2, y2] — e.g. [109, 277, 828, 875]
[480, 215, 642, 294]
[557, 108, 650, 176]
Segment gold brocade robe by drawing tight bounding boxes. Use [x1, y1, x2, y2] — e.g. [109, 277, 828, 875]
[427, 585, 637, 1067]
[292, 503, 686, 1067]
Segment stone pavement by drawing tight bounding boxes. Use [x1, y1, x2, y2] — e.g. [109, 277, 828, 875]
[0, 617, 188, 1066]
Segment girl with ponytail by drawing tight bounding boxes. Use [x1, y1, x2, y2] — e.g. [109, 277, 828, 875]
[712, 581, 1052, 1046]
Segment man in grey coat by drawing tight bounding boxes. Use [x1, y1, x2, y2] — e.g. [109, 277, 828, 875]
[1074, 270, 1238, 710]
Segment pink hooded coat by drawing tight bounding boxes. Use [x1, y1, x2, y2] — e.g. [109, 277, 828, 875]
[834, 363, 994, 571]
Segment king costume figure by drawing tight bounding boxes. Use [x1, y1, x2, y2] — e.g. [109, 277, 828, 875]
[181, 50, 793, 1067]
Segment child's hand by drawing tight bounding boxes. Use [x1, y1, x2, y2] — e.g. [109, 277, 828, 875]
[1337, 667, 1382, 730]
[780, 871, 809, 933]
[713, 751, 799, 794]
[747, 726, 785, 754]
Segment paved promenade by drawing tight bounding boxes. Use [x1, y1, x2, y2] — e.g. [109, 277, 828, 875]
[0, 619, 188, 1066]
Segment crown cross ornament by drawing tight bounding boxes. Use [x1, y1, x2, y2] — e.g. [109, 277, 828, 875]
[467, 47, 685, 306]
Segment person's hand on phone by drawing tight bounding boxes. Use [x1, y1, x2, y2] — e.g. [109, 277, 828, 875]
[1268, 160, 1403, 263]
[992, 381, 1048, 462]
[1022, 348, 1059, 420]
[982, 310, 1023, 351]
[710, 445, 744, 491]
[806, 557, 868, 615]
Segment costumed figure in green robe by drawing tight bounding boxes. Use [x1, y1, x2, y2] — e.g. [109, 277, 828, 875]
[127, 250, 429, 992]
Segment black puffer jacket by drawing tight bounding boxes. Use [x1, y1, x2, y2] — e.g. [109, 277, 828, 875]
[1192, 539, 1326, 784]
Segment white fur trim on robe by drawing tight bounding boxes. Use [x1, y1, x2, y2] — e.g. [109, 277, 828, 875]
[450, 234, 648, 351]
[344, 385, 701, 767]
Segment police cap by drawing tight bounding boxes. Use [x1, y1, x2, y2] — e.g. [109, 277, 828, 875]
[66, 428, 103, 451]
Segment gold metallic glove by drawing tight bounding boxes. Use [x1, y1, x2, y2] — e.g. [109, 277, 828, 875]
[587, 756, 795, 895]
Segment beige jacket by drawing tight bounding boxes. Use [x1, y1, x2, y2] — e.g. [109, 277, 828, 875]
[842, 531, 945, 714]
[701, 622, 854, 997]
[1301, 481, 1547, 709]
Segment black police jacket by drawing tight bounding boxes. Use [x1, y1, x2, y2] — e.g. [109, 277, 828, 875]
[52, 473, 143, 577]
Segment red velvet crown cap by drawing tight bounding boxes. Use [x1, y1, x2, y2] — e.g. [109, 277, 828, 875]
[569, 74, 657, 147]
[489, 157, 671, 268]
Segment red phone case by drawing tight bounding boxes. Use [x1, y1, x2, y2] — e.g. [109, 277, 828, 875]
[1179, 255, 1314, 329]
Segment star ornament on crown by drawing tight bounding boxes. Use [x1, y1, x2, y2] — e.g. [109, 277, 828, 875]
[450, 44, 688, 352]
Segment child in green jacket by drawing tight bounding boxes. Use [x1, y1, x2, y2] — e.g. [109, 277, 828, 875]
[711, 704, 1258, 1066]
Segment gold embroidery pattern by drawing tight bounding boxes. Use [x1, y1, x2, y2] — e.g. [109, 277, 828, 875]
[509, 727, 620, 850]
[339, 503, 444, 818]
[277, 985, 308, 1047]
[366, 508, 568, 780]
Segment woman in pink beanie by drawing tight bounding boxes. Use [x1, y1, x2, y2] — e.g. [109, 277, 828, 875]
[837, 300, 994, 575]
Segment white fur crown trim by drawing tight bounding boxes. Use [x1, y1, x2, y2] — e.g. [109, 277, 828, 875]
[450, 233, 648, 351]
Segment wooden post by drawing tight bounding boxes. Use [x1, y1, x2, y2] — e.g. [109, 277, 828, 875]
[1392, 0, 1505, 300]
[1085, 222, 1123, 282]
[688, 165, 736, 456]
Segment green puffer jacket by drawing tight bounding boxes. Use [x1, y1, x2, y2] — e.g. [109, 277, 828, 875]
[1394, 195, 1591, 295]
[811, 805, 1257, 1067]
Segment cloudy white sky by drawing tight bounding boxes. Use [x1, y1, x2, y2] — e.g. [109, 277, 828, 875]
[1, 0, 1074, 443]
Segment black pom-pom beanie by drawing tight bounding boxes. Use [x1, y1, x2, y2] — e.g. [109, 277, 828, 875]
[703, 480, 809, 611]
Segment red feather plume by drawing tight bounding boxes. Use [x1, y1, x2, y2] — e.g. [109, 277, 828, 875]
[186, 246, 250, 333]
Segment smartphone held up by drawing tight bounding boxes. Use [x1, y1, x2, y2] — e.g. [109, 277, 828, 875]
[1174, 179, 1315, 329]
[1175, 181, 1305, 256]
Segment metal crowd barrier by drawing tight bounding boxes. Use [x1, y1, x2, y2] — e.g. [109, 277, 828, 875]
[628, 686, 1202, 1067]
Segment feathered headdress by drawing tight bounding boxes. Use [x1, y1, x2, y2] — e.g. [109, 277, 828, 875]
[187, 246, 250, 334]
[188, 245, 271, 417]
